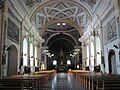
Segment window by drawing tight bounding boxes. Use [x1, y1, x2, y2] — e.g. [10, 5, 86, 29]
[23, 38, 28, 66]
[30, 43, 33, 66]
[67, 60, 71, 65]
[53, 60, 57, 65]
[35, 47, 37, 66]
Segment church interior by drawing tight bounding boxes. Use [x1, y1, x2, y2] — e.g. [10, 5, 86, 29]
[0, 0, 120, 90]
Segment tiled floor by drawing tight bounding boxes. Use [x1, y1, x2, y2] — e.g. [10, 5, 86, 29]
[40, 73, 86, 90]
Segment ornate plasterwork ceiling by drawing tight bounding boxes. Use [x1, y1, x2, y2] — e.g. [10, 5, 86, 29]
[18, 0, 96, 34]
[34, 1, 91, 32]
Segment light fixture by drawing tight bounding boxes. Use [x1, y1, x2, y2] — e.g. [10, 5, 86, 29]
[53, 60, 57, 65]
[57, 23, 60, 26]
[77, 64, 79, 69]
[51, 54, 54, 56]
[67, 60, 71, 65]
[62, 23, 66, 26]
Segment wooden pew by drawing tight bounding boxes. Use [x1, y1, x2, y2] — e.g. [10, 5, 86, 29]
[0, 78, 35, 90]
[70, 70, 120, 90]
[0, 70, 55, 90]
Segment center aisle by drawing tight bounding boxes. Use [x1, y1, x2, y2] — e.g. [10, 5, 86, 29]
[41, 72, 86, 90]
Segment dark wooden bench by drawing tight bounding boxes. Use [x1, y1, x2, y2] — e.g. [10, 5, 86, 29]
[0, 71, 55, 90]
[0, 78, 35, 90]
[71, 71, 120, 90]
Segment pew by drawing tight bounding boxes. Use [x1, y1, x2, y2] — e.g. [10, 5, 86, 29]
[70, 70, 120, 90]
[0, 70, 55, 90]
[0, 78, 35, 90]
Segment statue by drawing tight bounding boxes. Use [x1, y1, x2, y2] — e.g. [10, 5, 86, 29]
[2, 51, 6, 65]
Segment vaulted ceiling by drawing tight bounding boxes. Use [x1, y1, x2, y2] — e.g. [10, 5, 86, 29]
[33, 1, 91, 31]
[22, 0, 95, 34]
[13, 0, 97, 35]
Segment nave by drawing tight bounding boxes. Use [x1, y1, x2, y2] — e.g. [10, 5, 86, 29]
[40, 73, 85, 90]
[0, 70, 86, 90]
[0, 1, 120, 90]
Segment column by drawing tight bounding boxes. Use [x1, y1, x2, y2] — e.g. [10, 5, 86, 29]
[100, 21, 105, 72]
[89, 35, 91, 67]
[0, 1, 8, 78]
[37, 45, 41, 68]
[82, 42, 85, 69]
[19, 16, 26, 71]
[77, 50, 79, 69]
[117, 0, 120, 66]
[118, 0, 120, 38]
[44, 46, 48, 69]
[27, 31, 30, 66]
[94, 30, 97, 66]
[33, 41, 35, 66]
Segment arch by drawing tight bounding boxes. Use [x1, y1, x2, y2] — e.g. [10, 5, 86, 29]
[23, 38, 28, 66]
[40, 19, 83, 36]
[108, 49, 117, 74]
[7, 44, 18, 76]
[45, 32, 78, 46]
[47, 34, 75, 53]
[29, 0, 92, 21]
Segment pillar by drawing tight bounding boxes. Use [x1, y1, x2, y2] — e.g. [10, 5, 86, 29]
[33, 41, 35, 66]
[37, 45, 41, 68]
[27, 30, 31, 66]
[82, 42, 85, 69]
[100, 21, 105, 72]
[19, 16, 26, 72]
[94, 31, 97, 66]
[0, 1, 8, 78]
[89, 35, 91, 66]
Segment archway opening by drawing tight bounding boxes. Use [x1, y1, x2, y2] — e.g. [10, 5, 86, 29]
[7, 45, 18, 76]
[108, 50, 116, 74]
[45, 33, 82, 70]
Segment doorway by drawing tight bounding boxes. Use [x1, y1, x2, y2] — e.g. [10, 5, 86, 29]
[7, 45, 18, 76]
[108, 49, 116, 74]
